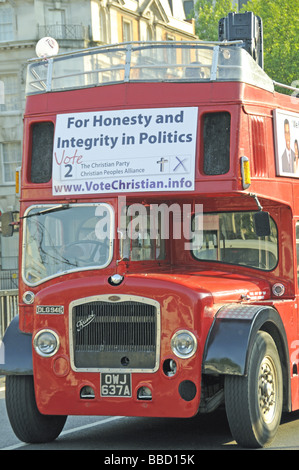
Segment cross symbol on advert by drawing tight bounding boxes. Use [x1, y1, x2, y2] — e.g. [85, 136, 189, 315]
[173, 156, 187, 172]
[157, 157, 168, 172]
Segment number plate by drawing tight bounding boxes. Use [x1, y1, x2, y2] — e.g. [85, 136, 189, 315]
[100, 373, 132, 397]
[36, 305, 64, 314]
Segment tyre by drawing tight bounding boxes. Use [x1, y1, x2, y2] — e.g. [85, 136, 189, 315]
[5, 375, 67, 444]
[224, 331, 283, 448]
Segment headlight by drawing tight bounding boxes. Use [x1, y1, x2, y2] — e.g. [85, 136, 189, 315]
[33, 329, 60, 357]
[171, 330, 197, 359]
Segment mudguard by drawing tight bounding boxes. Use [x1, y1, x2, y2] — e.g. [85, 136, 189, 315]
[0, 316, 33, 375]
[203, 304, 289, 376]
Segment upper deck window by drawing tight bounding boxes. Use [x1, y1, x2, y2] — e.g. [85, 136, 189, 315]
[30, 122, 54, 183]
[203, 112, 230, 175]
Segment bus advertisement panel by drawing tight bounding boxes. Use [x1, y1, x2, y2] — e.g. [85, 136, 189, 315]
[52, 107, 198, 195]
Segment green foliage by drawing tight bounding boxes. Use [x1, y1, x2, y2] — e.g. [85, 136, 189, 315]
[192, 0, 237, 41]
[191, 0, 299, 87]
[241, 0, 299, 86]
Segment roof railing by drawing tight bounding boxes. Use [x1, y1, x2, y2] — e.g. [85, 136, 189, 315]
[25, 40, 298, 97]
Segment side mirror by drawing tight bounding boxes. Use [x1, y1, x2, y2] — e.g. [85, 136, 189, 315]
[1, 211, 18, 237]
[254, 211, 271, 237]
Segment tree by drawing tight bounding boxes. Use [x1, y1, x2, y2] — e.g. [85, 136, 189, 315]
[192, 0, 237, 41]
[241, 0, 299, 87]
[191, 0, 299, 88]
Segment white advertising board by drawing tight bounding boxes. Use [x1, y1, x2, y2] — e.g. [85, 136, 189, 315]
[52, 107, 198, 195]
[274, 109, 299, 176]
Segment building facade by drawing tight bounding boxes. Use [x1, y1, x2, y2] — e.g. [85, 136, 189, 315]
[0, 0, 196, 285]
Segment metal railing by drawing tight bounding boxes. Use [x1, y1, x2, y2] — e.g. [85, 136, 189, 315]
[0, 270, 18, 290]
[26, 40, 276, 95]
[0, 290, 18, 339]
[38, 24, 90, 41]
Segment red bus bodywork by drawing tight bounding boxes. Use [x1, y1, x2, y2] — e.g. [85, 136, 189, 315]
[2, 40, 299, 447]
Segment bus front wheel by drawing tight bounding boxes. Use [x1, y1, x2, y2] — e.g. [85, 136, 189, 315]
[5, 375, 67, 444]
[224, 331, 283, 448]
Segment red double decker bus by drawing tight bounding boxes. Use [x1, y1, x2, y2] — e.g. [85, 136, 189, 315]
[1, 15, 299, 448]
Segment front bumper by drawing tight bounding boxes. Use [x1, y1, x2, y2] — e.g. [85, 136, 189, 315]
[34, 363, 201, 418]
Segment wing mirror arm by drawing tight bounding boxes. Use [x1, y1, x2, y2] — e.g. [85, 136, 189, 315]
[249, 193, 271, 237]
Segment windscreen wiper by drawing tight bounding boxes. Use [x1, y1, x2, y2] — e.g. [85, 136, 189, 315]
[21, 204, 70, 219]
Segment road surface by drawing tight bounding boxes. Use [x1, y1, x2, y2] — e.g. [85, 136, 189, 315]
[1, 376, 299, 451]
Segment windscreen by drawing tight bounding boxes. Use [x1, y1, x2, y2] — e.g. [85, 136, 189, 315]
[120, 204, 166, 261]
[22, 203, 113, 285]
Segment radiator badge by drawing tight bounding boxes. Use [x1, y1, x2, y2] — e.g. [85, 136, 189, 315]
[76, 313, 95, 332]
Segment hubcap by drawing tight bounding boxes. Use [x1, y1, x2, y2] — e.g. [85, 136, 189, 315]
[258, 356, 278, 423]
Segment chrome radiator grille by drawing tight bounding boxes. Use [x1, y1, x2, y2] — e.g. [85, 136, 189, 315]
[71, 297, 159, 371]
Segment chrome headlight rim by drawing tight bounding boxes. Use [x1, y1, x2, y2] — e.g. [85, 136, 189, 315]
[22, 290, 35, 304]
[171, 329, 197, 359]
[33, 329, 60, 358]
